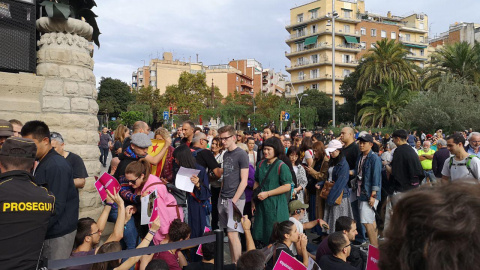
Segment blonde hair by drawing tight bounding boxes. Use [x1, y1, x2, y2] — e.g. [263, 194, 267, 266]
[154, 127, 170, 141]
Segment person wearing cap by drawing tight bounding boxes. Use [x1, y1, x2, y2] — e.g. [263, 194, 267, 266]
[21, 120, 79, 261]
[384, 129, 424, 230]
[323, 140, 354, 234]
[0, 137, 55, 269]
[112, 132, 152, 250]
[352, 133, 382, 247]
[0, 119, 14, 150]
[288, 200, 329, 257]
[50, 132, 88, 189]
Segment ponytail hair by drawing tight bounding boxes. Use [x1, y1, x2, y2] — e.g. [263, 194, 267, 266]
[91, 241, 122, 270]
[125, 158, 151, 183]
[269, 220, 294, 244]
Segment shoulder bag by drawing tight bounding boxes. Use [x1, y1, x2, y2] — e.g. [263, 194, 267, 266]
[252, 159, 281, 205]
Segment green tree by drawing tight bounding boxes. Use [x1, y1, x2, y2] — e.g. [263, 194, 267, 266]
[430, 41, 480, 85]
[97, 77, 133, 117]
[300, 89, 331, 127]
[357, 39, 419, 94]
[162, 72, 223, 119]
[339, 62, 363, 124]
[134, 86, 162, 126]
[218, 93, 251, 126]
[119, 111, 144, 127]
[358, 79, 413, 127]
[400, 78, 480, 133]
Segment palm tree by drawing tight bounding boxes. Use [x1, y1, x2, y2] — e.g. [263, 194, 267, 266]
[356, 39, 419, 95]
[430, 41, 480, 85]
[357, 79, 413, 127]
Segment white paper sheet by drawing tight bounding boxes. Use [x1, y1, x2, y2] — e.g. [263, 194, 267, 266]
[227, 199, 244, 233]
[175, 166, 200, 192]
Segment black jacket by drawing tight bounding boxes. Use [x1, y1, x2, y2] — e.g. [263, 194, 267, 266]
[0, 170, 55, 269]
[34, 148, 79, 239]
[391, 144, 425, 192]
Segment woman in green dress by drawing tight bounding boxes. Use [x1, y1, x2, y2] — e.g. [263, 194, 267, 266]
[252, 137, 293, 245]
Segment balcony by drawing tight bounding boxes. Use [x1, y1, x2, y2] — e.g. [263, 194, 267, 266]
[291, 73, 348, 84]
[399, 23, 428, 33]
[286, 42, 362, 57]
[399, 37, 428, 47]
[286, 29, 361, 43]
[405, 54, 428, 61]
[286, 14, 360, 31]
[286, 58, 359, 71]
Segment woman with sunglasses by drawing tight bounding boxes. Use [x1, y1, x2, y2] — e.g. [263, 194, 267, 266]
[123, 159, 183, 246]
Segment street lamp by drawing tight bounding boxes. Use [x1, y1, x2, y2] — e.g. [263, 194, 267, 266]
[329, 0, 339, 127]
[297, 93, 308, 133]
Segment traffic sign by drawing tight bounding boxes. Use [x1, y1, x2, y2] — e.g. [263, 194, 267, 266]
[247, 122, 251, 127]
[284, 112, 290, 121]
[163, 111, 169, 120]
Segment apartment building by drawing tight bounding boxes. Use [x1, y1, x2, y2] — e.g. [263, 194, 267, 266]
[262, 69, 288, 96]
[131, 53, 264, 97]
[430, 22, 480, 48]
[285, 0, 430, 101]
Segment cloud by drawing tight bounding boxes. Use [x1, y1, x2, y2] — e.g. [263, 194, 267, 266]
[91, 0, 479, 86]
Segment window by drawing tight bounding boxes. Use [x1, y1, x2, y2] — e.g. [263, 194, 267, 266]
[419, 23, 424, 30]
[311, 83, 318, 89]
[343, 9, 352, 18]
[391, 31, 396, 39]
[139, 79, 143, 83]
[343, 69, 351, 77]
[310, 69, 318, 79]
[298, 86, 305, 92]
[297, 57, 305, 66]
[150, 71, 156, 77]
[360, 27, 366, 35]
[419, 63, 424, 68]
[420, 36, 424, 43]
[297, 13, 303, 23]
[236, 86, 239, 91]
[343, 54, 351, 63]
[405, 34, 411, 41]
[371, 29, 377, 37]
[361, 42, 366, 50]
[371, 43, 376, 48]
[312, 25, 317, 34]
[311, 9, 318, 19]
[151, 81, 156, 86]
[139, 71, 143, 75]
[344, 25, 350, 34]
[420, 49, 425, 56]
[381, 30, 386, 38]
[296, 42, 305, 52]
[297, 28, 305, 37]
[298, 71, 304, 80]
[311, 54, 318, 64]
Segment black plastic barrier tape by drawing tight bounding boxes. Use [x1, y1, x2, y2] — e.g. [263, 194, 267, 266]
[48, 234, 216, 269]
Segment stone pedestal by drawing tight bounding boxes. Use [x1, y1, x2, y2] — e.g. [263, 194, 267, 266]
[0, 18, 102, 220]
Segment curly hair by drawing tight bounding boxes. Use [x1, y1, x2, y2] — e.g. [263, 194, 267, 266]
[379, 181, 480, 270]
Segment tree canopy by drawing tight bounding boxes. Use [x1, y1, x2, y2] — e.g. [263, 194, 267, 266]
[97, 77, 133, 117]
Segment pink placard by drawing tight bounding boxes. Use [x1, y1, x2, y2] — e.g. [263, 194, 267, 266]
[273, 250, 307, 270]
[366, 244, 380, 270]
[196, 227, 212, 256]
[98, 172, 121, 195]
[94, 180, 107, 201]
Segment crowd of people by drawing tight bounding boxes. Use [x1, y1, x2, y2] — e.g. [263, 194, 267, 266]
[1, 118, 480, 270]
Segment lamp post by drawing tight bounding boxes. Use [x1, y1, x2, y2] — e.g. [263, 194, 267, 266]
[331, 0, 338, 127]
[297, 93, 308, 133]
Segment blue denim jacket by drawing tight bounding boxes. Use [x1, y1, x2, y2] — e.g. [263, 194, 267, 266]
[327, 157, 351, 206]
[354, 150, 382, 202]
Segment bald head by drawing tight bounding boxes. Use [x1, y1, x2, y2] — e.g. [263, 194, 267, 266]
[340, 127, 355, 145]
[133, 121, 149, 135]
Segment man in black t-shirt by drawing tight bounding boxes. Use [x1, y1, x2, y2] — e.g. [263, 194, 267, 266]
[51, 132, 88, 189]
[0, 137, 55, 269]
[191, 132, 222, 178]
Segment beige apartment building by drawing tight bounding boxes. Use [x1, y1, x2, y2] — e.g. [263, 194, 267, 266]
[285, 0, 430, 102]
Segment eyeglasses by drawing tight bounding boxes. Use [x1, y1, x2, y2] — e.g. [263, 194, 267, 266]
[220, 135, 233, 141]
[202, 139, 209, 144]
[471, 141, 480, 144]
[343, 243, 352, 249]
[89, 229, 102, 236]
[126, 176, 140, 185]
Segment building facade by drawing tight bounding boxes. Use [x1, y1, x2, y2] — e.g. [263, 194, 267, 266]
[285, 0, 430, 102]
[262, 69, 288, 96]
[430, 22, 480, 48]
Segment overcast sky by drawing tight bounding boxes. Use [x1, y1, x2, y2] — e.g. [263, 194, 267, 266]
[93, 0, 479, 87]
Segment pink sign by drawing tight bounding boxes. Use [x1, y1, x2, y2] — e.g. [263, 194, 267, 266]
[366, 244, 380, 270]
[196, 227, 212, 256]
[94, 180, 107, 201]
[273, 250, 306, 270]
[94, 173, 121, 201]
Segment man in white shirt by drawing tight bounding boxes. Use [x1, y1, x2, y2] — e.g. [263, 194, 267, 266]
[442, 133, 480, 183]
